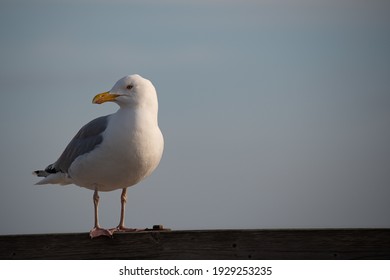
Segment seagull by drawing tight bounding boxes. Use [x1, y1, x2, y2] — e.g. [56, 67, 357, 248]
[33, 74, 164, 238]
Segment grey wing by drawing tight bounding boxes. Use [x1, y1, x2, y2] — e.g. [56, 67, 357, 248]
[46, 115, 110, 174]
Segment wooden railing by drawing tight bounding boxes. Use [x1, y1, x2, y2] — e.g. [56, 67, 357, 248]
[1, 229, 389, 259]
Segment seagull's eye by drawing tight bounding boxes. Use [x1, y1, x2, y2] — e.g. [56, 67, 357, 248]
[126, 85, 133, 90]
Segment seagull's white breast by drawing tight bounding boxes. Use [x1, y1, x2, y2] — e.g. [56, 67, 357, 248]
[69, 108, 164, 192]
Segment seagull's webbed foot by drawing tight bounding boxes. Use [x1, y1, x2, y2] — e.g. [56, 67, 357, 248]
[109, 225, 146, 234]
[89, 227, 113, 238]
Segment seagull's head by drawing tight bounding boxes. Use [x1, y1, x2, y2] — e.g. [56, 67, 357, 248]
[92, 74, 158, 110]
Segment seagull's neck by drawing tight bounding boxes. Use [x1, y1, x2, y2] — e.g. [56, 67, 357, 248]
[116, 105, 159, 127]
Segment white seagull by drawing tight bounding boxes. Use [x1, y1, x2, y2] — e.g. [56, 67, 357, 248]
[33, 74, 164, 238]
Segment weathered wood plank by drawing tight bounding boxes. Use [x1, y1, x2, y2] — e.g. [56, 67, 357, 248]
[0, 229, 389, 260]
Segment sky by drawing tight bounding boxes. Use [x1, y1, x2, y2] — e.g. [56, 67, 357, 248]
[0, 0, 389, 235]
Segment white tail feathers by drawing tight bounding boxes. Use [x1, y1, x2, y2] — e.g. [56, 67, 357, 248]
[33, 172, 73, 185]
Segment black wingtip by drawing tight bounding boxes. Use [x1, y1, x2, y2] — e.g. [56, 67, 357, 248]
[45, 164, 59, 174]
[33, 170, 46, 177]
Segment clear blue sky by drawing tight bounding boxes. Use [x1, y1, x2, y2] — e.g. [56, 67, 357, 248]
[0, 0, 389, 235]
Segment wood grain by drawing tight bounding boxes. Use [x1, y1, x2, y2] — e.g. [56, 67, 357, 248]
[0, 229, 389, 259]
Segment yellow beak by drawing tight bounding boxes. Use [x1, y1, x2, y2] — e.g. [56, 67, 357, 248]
[92, 91, 120, 104]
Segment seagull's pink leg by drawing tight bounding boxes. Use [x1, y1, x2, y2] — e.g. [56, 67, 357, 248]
[89, 189, 112, 238]
[110, 188, 145, 233]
